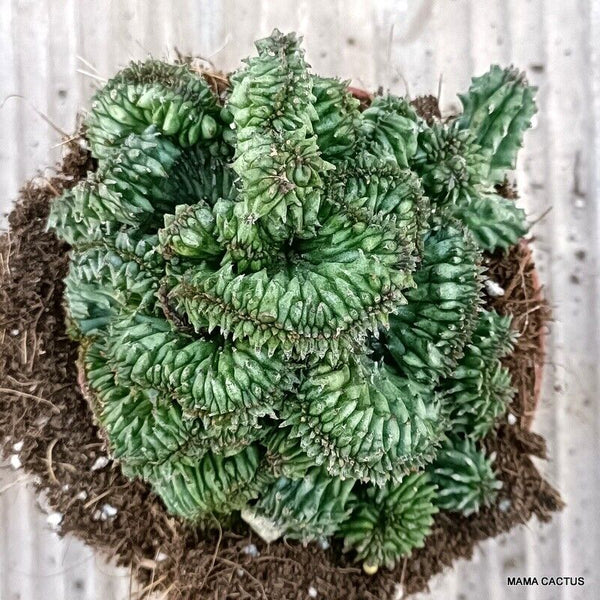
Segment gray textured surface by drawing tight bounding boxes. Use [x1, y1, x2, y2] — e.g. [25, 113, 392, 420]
[0, 1, 599, 599]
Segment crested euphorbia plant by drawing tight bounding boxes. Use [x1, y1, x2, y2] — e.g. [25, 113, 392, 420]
[48, 30, 536, 572]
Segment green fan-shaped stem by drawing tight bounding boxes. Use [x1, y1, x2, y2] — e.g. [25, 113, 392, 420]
[99, 315, 295, 442]
[429, 437, 502, 516]
[340, 472, 438, 571]
[385, 223, 483, 383]
[442, 310, 516, 439]
[311, 76, 361, 159]
[453, 193, 528, 251]
[222, 30, 332, 265]
[142, 446, 265, 521]
[282, 359, 445, 485]
[170, 214, 414, 361]
[64, 232, 164, 334]
[243, 467, 355, 543]
[458, 65, 537, 182]
[86, 60, 222, 158]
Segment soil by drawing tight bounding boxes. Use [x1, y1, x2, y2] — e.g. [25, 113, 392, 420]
[410, 95, 442, 124]
[0, 126, 563, 599]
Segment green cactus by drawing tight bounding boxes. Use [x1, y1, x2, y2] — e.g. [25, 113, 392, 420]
[384, 223, 483, 384]
[340, 472, 438, 572]
[454, 193, 528, 251]
[244, 467, 355, 543]
[414, 120, 489, 209]
[311, 76, 361, 158]
[458, 65, 537, 182]
[443, 310, 517, 439]
[429, 437, 502, 516]
[281, 360, 445, 485]
[85, 60, 222, 158]
[48, 30, 536, 569]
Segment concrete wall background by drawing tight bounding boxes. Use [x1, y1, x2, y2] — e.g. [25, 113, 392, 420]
[0, 1, 598, 598]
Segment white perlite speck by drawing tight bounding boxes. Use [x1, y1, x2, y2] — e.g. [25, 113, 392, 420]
[499, 498, 512, 512]
[507, 413, 518, 425]
[12, 440, 24, 452]
[101, 503, 118, 519]
[9, 454, 22, 470]
[308, 585, 318, 597]
[46, 512, 63, 529]
[91, 456, 109, 471]
[484, 279, 505, 297]
[242, 543, 260, 557]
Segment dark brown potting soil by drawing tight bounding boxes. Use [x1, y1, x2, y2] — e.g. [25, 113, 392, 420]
[410, 95, 442, 124]
[0, 133, 563, 599]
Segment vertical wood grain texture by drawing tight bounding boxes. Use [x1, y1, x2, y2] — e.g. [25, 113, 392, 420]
[0, 1, 598, 598]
